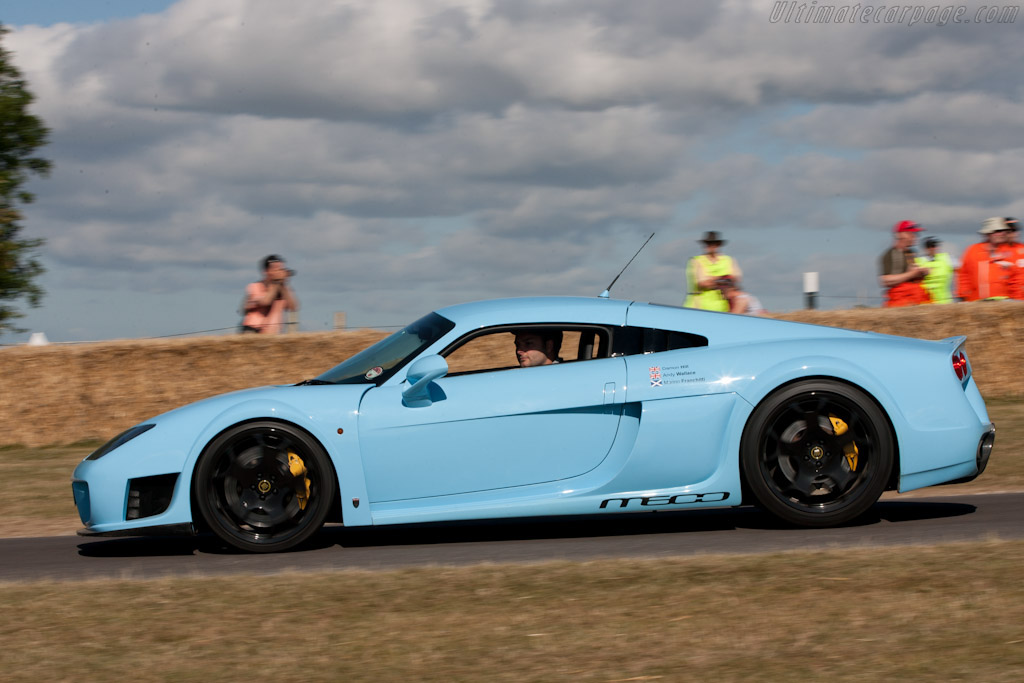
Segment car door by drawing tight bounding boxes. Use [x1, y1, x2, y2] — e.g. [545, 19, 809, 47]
[358, 355, 627, 502]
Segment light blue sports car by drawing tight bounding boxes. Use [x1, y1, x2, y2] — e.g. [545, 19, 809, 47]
[72, 297, 995, 552]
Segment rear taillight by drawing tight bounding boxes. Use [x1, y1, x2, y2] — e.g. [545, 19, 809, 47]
[952, 351, 969, 381]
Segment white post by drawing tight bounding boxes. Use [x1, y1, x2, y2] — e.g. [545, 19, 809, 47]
[803, 272, 819, 310]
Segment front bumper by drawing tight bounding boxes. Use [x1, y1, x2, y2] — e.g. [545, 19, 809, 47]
[76, 523, 196, 538]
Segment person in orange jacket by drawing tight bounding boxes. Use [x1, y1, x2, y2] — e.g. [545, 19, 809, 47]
[957, 217, 1019, 301]
[879, 220, 929, 307]
[1005, 217, 1024, 299]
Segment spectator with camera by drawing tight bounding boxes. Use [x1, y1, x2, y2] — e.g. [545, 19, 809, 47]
[241, 254, 299, 333]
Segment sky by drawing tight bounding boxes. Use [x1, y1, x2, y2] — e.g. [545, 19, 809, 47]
[3, 0, 1022, 343]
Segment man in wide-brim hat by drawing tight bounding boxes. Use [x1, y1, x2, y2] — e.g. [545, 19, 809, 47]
[684, 231, 743, 312]
[957, 217, 1021, 301]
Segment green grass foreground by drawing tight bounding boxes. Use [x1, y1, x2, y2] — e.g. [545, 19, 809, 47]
[2, 542, 1023, 681]
[3, 401, 1021, 539]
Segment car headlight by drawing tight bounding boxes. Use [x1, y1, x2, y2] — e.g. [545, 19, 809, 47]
[85, 424, 156, 461]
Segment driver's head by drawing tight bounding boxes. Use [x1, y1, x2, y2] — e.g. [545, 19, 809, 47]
[514, 329, 562, 367]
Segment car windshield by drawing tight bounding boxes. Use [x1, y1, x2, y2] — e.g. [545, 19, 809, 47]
[315, 312, 455, 385]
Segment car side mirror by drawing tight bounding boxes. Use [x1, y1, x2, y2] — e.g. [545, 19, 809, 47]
[401, 355, 449, 407]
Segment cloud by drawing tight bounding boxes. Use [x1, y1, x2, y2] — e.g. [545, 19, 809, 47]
[5, 0, 1024, 340]
[778, 92, 1024, 152]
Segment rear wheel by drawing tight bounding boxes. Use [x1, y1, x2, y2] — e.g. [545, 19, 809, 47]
[741, 381, 893, 527]
[194, 421, 335, 552]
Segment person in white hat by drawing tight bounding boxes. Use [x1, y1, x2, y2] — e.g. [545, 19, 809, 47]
[956, 218, 1017, 301]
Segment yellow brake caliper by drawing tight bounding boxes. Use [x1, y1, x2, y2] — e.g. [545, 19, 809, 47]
[287, 452, 312, 510]
[828, 415, 859, 471]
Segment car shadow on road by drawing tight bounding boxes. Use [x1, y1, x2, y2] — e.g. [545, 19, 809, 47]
[75, 499, 977, 558]
[77, 534, 220, 557]
[871, 498, 977, 523]
[323, 499, 977, 548]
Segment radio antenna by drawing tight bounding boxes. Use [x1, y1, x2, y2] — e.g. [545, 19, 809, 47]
[599, 232, 655, 298]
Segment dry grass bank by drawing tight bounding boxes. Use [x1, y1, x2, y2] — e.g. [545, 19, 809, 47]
[2, 300, 1021, 447]
[0, 330, 389, 447]
[774, 300, 1024, 398]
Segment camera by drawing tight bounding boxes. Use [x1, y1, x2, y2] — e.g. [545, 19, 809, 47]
[285, 268, 297, 277]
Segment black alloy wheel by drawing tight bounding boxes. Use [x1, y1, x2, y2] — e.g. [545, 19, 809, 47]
[194, 421, 336, 552]
[741, 380, 894, 527]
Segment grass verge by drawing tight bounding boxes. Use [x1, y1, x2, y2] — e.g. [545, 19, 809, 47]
[2, 401, 1021, 538]
[2, 541, 1023, 680]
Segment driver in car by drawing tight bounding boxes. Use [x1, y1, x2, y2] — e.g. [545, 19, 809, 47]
[514, 329, 563, 367]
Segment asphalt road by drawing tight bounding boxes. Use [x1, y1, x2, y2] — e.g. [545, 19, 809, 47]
[2, 492, 1021, 582]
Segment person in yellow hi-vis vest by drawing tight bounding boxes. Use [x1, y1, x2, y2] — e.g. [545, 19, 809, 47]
[916, 236, 956, 304]
[684, 231, 742, 311]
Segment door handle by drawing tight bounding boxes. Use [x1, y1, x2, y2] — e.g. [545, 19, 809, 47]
[603, 382, 616, 405]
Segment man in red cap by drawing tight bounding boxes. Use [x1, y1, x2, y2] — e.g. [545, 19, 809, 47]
[879, 220, 929, 307]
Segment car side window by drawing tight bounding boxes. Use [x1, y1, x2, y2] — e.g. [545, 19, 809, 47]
[442, 326, 610, 376]
[610, 326, 708, 357]
[444, 332, 517, 375]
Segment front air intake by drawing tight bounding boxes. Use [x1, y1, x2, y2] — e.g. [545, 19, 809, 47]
[126, 474, 178, 520]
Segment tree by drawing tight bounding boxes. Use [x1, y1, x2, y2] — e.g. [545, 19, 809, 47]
[1, 23, 51, 335]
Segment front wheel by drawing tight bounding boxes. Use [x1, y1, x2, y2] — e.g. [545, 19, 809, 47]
[741, 381, 894, 527]
[194, 421, 336, 552]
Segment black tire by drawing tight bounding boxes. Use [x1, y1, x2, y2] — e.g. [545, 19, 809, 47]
[194, 421, 336, 552]
[741, 380, 894, 527]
